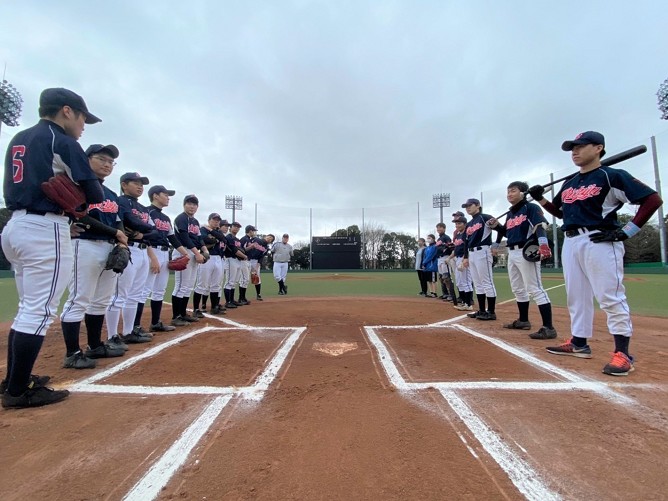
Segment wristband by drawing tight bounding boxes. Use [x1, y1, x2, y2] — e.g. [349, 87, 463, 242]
[537, 237, 548, 246]
[622, 222, 640, 238]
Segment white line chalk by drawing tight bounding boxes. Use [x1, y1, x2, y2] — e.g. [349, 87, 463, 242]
[122, 395, 232, 501]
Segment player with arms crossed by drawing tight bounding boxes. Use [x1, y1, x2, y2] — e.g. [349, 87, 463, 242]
[2, 88, 105, 408]
[530, 131, 663, 375]
[488, 181, 557, 339]
[193, 214, 228, 316]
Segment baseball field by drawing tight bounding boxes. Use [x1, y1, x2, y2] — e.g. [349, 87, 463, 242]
[1, 271, 667, 500]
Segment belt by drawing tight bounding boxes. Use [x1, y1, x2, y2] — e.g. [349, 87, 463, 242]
[151, 245, 170, 251]
[564, 227, 602, 238]
[128, 241, 148, 249]
[468, 246, 483, 252]
[26, 209, 65, 216]
[508, 243, 527, 250]
[81, 238, 116, 244]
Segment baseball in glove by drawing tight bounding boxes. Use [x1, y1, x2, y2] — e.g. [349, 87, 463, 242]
[104, 245, 131, 273]
[251, 272, 260, 285]
[168, 254, 190, 271]
[41, 173, 87, 218]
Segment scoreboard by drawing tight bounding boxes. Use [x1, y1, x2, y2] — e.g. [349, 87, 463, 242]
[311, 236, 361, 269]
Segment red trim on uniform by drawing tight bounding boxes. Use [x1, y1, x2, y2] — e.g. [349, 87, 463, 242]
[631, 193, 663, 228]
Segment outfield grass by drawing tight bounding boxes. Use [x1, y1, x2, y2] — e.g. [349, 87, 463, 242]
[0, 271, 666, 322]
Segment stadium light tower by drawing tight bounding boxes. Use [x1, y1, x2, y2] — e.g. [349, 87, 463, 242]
[658, 77, 668, 120]
[0, 78, 23, 135]
[225, 195, 243, 223]
[432, 192, 450, 224]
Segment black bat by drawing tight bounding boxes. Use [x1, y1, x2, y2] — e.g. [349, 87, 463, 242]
[494, 145, 648, 220]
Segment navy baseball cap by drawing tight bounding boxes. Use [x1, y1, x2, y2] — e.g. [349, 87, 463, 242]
[231, 222, 242, 228]
[148, 185, 175, 198]
[208, 213, 222, 220]
[120, 172, 149, 185]
[39, 88, 101, 124]
[452, 216, 467, 223]
[461, 198, 480, 208]
[561, 131, 606, 156]
[452, 211, 465, 218]
[245, 225, 257, 233]
[183, 194, 199, 205]
[220, 219, 230, 226]
[85, 144, 119, 158]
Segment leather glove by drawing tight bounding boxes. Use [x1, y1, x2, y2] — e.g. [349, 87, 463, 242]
[539, 244, 552, 259]
[589, 229, 629, 243]
[527, 185, 545, 202]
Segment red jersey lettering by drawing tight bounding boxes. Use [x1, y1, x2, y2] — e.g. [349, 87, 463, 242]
[12, 145, 26, 183]
[506, 214, 527, 229]
[88, 200, 119, 213]
[466, 222, 482, 235]
[561, 185, 603, 204]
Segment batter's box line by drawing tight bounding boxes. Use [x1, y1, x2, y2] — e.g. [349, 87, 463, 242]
[70, 325, 306, 401]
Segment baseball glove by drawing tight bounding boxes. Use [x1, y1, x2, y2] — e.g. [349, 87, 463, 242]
[251, 272, 260, 285]
[41, 173, 87, 218]
[168, 254, 190, 271]
[104, 245, 131, 273]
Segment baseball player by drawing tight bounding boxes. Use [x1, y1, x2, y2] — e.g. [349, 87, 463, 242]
[435, 222, 456, 301]
[143, 185, 189, 331]
[2, 88, 104, 408]
[272, 233, 293, 294]
[223, 222, 249, 308]
[530, 131, 663, 376]
[106, 172, 156, 344]
[59, 144, 130, 370]
[193, 214, 228, 316]
[461, 198, 498, 320]
[488, 181, 557, 339]
[452, 215, 474, 311]
[247, 231, 274, 301]
[171, 195, 207, 324]
[237, 225, 258, 305]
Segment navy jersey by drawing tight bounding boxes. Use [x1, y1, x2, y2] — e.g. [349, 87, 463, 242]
[436, 232, 453, 257]
[552, 166, 656, 231]
[224, 233, 244, 259]
[464, 213, 494, 248]
[201, 226, 226, 256]
[452, 229, 467, 257]
[145, 205, 180, 248]
[503, 201, 548, 247]
[239, 235, 253, 256]
[247, 236, 269, 260]
[118, 195, 154, 242]
[174, 213, 203, 249]
[4, 119, 100, 212]
[78, 181, 121, 241]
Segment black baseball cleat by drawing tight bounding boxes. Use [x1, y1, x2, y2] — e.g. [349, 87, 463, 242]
[224, 302, 238, 309]
[283, 285, 288, 294]
[193, 309, 205, 319]
[467, 311, 482, 319]
[151, 321, 176, 332]
[238, 299, 250, 306]
[2, 384, 70, 409]
[1, 374, 51, 395]
[210, 305, 226, 315]
[181, 314, 199, 323]
[171, 316, 189, 327]
[256, 295, 263, 301]
[85, 343, 125, 359]
[477, 311, 497, 321]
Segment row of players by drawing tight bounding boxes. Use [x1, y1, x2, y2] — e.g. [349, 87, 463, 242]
[59, 143, 295, 371]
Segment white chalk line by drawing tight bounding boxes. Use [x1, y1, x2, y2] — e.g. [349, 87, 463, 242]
[365, 325, 559, 499]
[122, 395, 232, 501]
[441, 390, 561, 501]
[65, 319, 306, 501]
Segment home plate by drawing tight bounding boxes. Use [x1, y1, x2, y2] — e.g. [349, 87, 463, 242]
[312, 342, 359, 356]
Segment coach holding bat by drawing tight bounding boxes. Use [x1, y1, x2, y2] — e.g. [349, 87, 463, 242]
[529, 131, 663, 376]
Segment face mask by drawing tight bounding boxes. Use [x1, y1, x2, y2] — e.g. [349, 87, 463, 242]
[427, 238, 434, 244]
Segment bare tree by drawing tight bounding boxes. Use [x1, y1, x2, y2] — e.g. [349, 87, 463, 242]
[362, 221, 385, 269]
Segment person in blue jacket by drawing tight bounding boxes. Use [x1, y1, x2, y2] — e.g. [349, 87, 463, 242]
[421, 234, 439, 298]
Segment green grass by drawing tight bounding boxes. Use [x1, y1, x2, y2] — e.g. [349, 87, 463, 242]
[0, 271, 666, 322]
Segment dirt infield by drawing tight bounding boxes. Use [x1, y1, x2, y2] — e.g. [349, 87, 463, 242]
[1, 296, 667, 500]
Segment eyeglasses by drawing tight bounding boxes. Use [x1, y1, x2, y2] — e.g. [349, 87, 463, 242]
[92, 155, 117, 166]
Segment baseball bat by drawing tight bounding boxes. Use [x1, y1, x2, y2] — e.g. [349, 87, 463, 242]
[494, 144, 648, 220]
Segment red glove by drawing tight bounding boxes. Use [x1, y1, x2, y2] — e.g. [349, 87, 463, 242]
[539, 244, 552, 260]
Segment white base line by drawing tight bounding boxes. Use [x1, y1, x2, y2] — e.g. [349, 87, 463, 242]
[73, 384, 241, 395]
[122, 395, 232, 501]
[364, 325, 561, 501]
[441, 389, 561, 501]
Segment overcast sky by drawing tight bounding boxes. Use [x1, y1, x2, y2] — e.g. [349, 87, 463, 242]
[2, 0, 667, 244]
